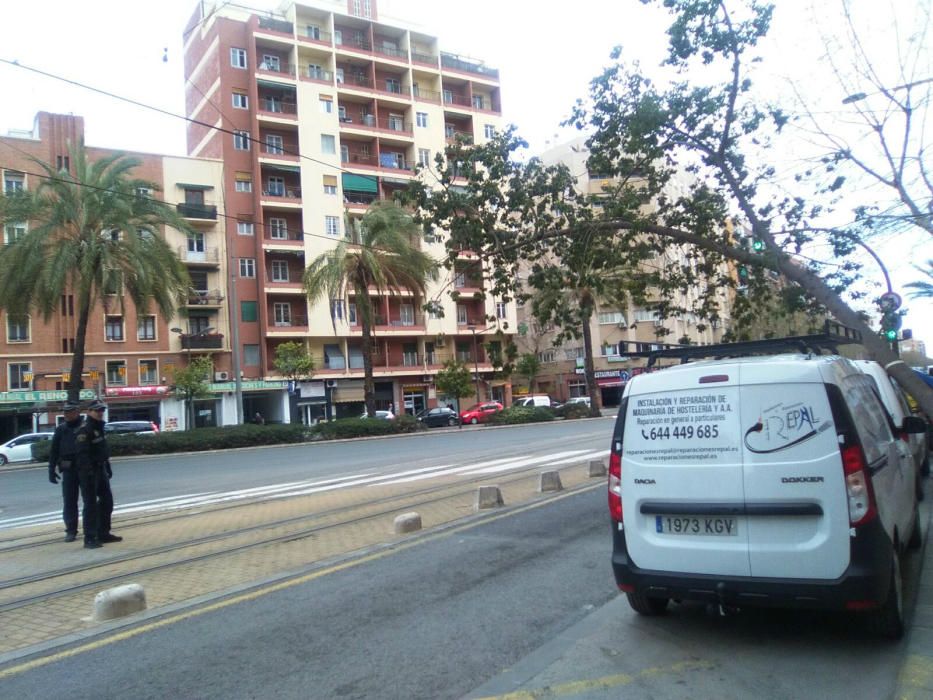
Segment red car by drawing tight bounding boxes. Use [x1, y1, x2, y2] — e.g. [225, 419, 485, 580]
[459, 402, 503, 425]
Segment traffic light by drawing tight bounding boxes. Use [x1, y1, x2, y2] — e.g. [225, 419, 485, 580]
[880, 309, 902, 341]
[752, 239, 765, 252]
[738, 265, 749, 280]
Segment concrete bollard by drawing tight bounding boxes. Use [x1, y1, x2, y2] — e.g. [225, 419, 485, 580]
[475, 485, 504, 511]
[394, 512, 423, 534]
[588, 459, 607, 477]
[539, 470, 563, 493]
[93, 583, 147, 622]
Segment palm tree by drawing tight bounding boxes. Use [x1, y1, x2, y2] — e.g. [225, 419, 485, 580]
[905, 260, 933, 299]
[0, 146, 192, 401]
[303, 201, 438, 416]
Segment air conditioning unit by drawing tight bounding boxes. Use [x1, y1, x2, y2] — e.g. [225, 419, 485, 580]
[325, 379, 338, 388]
[214, 371, 230, 381]
[435, 335, 446, 347]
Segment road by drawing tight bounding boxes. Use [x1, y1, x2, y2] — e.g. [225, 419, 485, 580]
[0, 420, 614, 530]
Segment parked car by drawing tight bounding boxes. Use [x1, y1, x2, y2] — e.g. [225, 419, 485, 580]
[854, 360, 929, 487]
[610, 351, 925, 638]
[0, 432, 54, 465]
[459, 402, 503, 425]
[416, 406, 460, 427]
[104, 421, 160, 436]
[361, 410, 395, 420]
[565, 396, 591, 407]
[512, 395, 560, 409]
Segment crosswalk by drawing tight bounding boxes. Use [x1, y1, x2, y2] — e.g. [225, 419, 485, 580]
[0, 448, 608, 533]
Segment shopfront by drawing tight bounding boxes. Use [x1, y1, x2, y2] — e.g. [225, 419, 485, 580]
[572, 369, 630, 407]
[103, 385, 170, 424]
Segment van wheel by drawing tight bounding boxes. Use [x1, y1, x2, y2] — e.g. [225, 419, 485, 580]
[866, 554, 904, 640]
[909, 503, 923, 551]
[626, 590, 669, 616]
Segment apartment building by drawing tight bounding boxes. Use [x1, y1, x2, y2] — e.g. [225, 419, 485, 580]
[182, 0, 514, 420]
[0, 111, 235, 438]
[516, 137, 732, 407]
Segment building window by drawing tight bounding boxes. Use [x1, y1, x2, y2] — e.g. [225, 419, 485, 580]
[241, 301, 258, 322]
[106, 360, 127, 386]
[418, 148, 430, 167]
[234, 130, 250, 150]
[472, 95, 485, 110]
[323, 174, 338, 195]
[416, 112, 428, 128]
[325, 216, 339, 236]
[137, 315, 156, 341]
[6, 315, 29, 342]
[385, 78, 401, 93]
[234, 173, 252, 192]
[271, 260, 290, 282]
[232, 92, 248, 109]
[484, 124, 495, 139]
[3, 171, 25, 193]
[9, 362, 31, 390]
[239, 258, 256, 278]
[266, 176, 285, 196]
[237, 221, 255, 235]
[537, 350, 556, 364]
[456, 305, 468, 325]
[307, 25, 321, 40]
[598, 310, 626, 325]
[230, 47, 247, 69]
[269, 217, 288, 239]
[321, 134, 336, 155]
[243, 344, 260, 366]
[139, 360, 158, 385]
[273, 303, 292, 325]
[259, 54, 280, 71]
[496, 302, 507, 320]
[348, 303, 357, 325]
[4, 222, 26, 245]
[265, 134, 284, 155]
[319, 96, 333, 113]
[105, 315, 124, 341]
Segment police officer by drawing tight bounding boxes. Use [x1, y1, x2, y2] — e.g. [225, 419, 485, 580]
[76, 400, 122, 547]
[48, 401, 85, 542]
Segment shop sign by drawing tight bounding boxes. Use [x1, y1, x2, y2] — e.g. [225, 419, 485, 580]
[574, 369, 630, 381]
[209, 380, 288, 392]
[0, 389, 96, 404]
[105, 386, 170, 398]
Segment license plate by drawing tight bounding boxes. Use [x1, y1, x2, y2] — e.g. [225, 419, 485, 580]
[655, 515, 738, 536]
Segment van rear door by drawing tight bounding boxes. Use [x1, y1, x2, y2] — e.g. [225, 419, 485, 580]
[621, 368, 749, 577]
[738, 366, 849, 579]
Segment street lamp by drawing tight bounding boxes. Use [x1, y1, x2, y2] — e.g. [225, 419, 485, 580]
[171, 325, 215, 429]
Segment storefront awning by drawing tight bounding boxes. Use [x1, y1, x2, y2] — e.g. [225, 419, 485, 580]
[342, 173, 378, 193]
[597, 378, 624, 387]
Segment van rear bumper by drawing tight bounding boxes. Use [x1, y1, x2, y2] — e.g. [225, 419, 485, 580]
[610, 519, 893, 610]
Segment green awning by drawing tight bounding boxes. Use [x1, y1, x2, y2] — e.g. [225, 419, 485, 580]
[342, 173, 378, 193]
[176, 183, 214, 190]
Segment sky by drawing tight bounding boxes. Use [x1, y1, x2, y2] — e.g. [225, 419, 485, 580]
[1, 0, 930, 352]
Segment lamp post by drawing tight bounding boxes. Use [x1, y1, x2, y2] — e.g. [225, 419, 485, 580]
[171, 325, 215, 430]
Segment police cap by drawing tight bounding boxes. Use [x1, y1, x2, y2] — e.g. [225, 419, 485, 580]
[87, 400, 108, 412]
[63, 401, 81, 412]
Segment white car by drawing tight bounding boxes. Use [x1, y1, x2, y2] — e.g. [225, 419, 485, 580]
[0, 432, 54, 465]
[361, 410, 395, 420]
[565, 396, 592, 407]
[610, 351, 925, 638]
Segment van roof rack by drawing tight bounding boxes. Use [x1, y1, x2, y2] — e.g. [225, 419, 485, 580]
[645, 320, 862, 367]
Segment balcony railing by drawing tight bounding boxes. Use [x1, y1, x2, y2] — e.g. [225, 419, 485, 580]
[441, 53, 500, 79]
[342, 115, 411, 134]
[258, 17, 294, 34]
[259, 99, 297, 114]
[342, 153, 378, 166]
[411, 51, 438, 66]
[338, 73, 373, 89]
[443, 92, 472, 108]
[265, 227, 304, 242]
[187, 289, 224, 305]
[271, 315, 308, 328]
[336, 37, 372, 52]
[181, 333, 224, 350]
[257, 61, 296, 76]
[262, 186, 302, 199]
[305, 67, 334, 82]
[373, 44, 407, 60]
[177, 203, 218, 220]
[177, 246, 221, 263]
[344, 192, 379, 206]
[445, 129, 473, 143]
[413, 87, 441, 103]
[372, 314, 425, 327]
[302, 28, 332, 43]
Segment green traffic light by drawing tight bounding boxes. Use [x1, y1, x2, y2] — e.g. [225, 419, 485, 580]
[752, 240, 764, 251]
[884, 329, 897, 341]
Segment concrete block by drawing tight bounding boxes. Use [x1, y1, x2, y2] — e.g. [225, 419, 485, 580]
[475, 485, 504, 510]
[394, 512, 422, 534]
[93, 583, 147, 621]
[539, 470, 563, 493]
[588, 459, 607, 477]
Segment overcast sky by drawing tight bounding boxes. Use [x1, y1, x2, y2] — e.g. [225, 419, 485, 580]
[1, 0, 930, 349]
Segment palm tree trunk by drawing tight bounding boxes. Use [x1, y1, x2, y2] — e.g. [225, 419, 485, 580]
[361, 310, 376, 417]
[581, 306, 601, 417]
[67, 289, 93, 403]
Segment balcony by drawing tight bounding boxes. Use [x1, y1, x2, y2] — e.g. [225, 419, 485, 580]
[441, 53, 500, 80]
[257, 61, 296, 78]
[258, 17, 294, 35]
[186, 289, 224, 307]
[269, 315, 308, 332]
[341, 115, 412, 136]
[262, 186, 302, 199]
[299, 28, 332, 46]
[181, 333, 224, 350]
[303, 67, 334, 83]
[337, 73, 373, 90]
[258, 98, 297, 118]
[177, 203, 218, 220]
[336, 37, 373, 53]
[413, 87, 442, 104]
[411, 51, 438, 68]
[442, 92, 472, 109]
[177, 246, 221, 266]
[445, 129, 473, 144]
[264, 227, 305, 246]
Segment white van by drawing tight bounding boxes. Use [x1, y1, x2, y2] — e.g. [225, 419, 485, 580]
[854, 360, 929, 489]
[609, 353, 926, 637]
[513, 395, 557, 409]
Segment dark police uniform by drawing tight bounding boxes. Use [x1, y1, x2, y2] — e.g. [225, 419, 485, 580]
[48, 404, 85, 542]
[76, 400, 116, 548]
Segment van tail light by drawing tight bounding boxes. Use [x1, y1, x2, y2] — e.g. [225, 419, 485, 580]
[841, 444, 877, 527]
[608, 450, 623, 522]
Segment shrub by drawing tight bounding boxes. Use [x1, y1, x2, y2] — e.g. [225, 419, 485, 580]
[555, 402, 592, 420]
[488, 406, 555, 425]
[312, 415, 426, 440]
